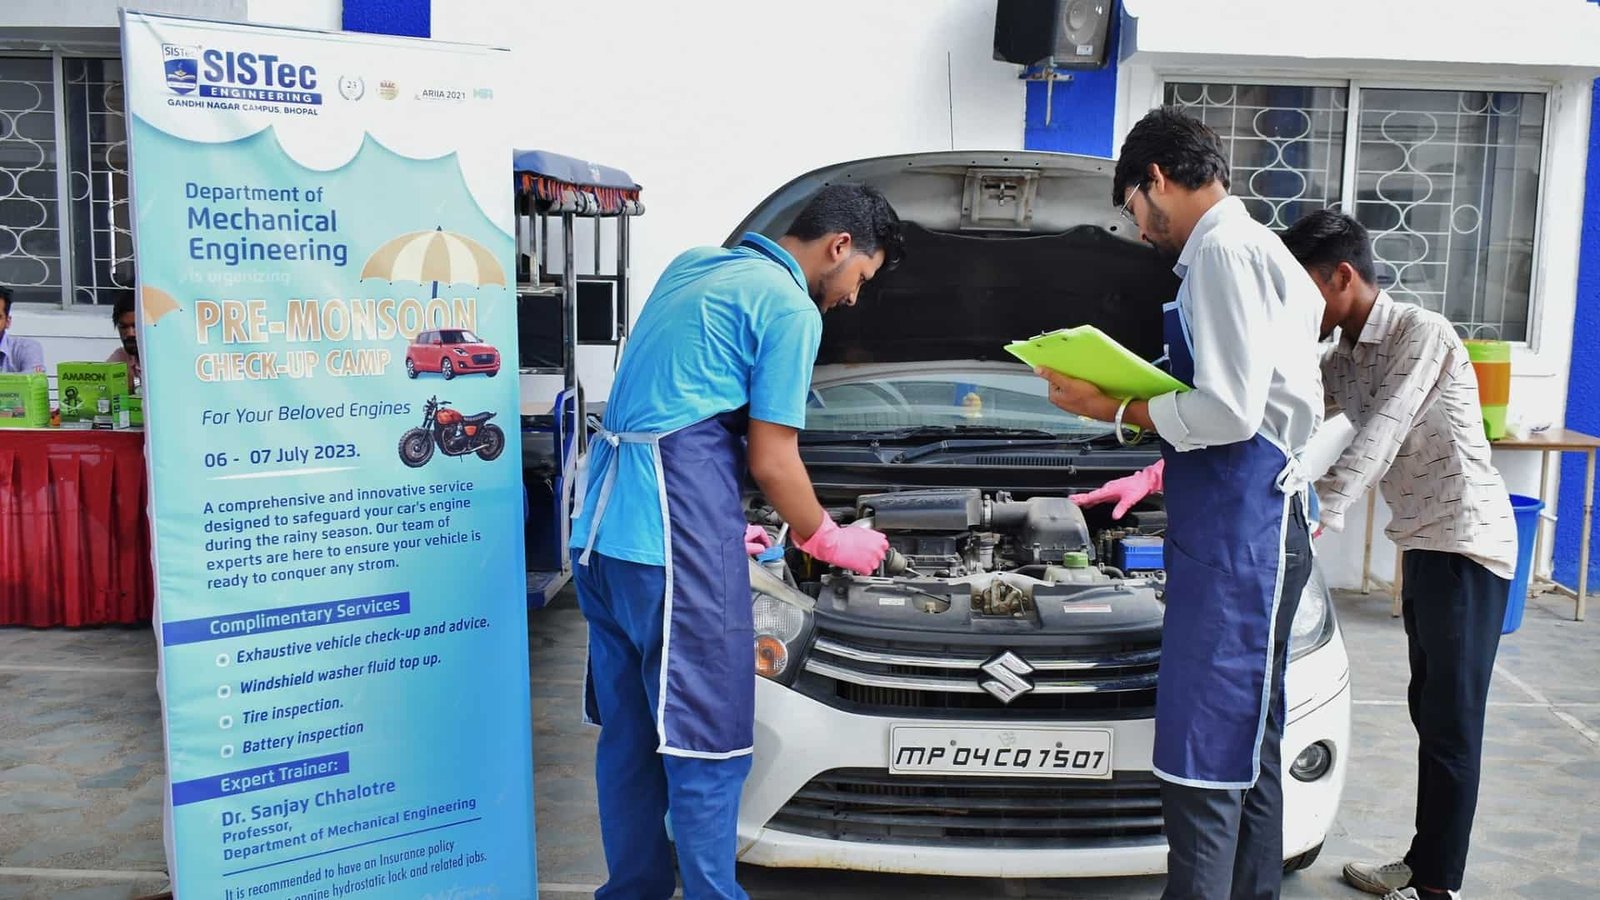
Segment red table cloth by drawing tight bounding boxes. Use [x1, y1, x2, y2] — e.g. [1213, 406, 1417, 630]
[0, 428, 154, 627]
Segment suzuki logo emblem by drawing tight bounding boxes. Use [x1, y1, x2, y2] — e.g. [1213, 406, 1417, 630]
[979, 651, 1035, 703]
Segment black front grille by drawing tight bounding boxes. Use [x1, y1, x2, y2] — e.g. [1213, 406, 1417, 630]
[818, 680, 1157, 719]
[472, 353, 496, 364]
[769, 768, 1165, 848]
[796, 631, 1160, 721]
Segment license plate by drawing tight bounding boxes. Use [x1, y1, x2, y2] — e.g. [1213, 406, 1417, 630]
[889, 725, 1113, 779]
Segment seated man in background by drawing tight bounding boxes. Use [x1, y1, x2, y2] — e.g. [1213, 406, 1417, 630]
[106, 292, 142, 391]
[0, 286, 46, 374]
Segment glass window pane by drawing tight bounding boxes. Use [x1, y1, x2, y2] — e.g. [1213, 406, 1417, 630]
[1354, 88, 1544, 342]
[64, 57, 132, 307]
[1164, 82, 1349, 230]
[0, 57, 61, 305]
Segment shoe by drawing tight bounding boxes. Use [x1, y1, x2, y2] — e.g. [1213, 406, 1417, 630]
[1345, 860, 1414, 894]
[1380, 890, 1460, 900]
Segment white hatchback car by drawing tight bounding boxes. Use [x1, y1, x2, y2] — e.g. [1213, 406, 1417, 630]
[729, 151, 1351, 879]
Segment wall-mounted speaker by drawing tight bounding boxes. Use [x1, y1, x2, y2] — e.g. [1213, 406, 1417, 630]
[993, 0, 1114, 70]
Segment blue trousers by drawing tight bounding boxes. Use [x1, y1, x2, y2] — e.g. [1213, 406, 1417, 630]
[574, 550, 752, 900]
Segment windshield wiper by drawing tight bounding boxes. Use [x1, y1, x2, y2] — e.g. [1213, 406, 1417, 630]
[800, 424, 1060, 444]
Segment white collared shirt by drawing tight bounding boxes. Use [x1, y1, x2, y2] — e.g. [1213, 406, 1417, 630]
[1318, 291, 1517, 578]
[1147, 196, 1326, 466]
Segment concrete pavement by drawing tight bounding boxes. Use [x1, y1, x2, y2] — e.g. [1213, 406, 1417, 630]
[2, 588, 1596, 899]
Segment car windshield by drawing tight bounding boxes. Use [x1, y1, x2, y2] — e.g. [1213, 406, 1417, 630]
[439, 330, 482, 344]
[804, 367, 1114, 437]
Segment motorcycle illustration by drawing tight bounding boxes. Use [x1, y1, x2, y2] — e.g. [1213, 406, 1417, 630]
[398, 396, 506, 468]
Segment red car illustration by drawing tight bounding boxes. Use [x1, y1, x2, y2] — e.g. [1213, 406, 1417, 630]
[405, 328, 501, 379]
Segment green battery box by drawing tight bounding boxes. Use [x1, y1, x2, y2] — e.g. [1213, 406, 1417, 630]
[113, 394, 144, 429]
[57, 362, 129, 428]
[0, 373, 50, 427]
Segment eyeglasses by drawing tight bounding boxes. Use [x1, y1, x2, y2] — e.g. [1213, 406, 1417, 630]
[1118, 184, 1143, 223]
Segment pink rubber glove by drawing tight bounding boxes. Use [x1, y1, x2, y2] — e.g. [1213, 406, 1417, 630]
[1071, 459, 1165, 520]
[745, 524, 773, 556]
[796, 516, 889, 575]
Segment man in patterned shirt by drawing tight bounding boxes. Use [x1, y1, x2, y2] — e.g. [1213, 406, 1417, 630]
[1282, 210, 1516, 900]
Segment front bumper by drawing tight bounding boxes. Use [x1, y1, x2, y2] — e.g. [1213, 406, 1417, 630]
[737, 636, 1351, 878]
[447, 353, 500, 373]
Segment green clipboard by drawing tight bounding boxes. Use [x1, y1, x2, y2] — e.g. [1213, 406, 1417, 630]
[1005, 325, 1190, 401]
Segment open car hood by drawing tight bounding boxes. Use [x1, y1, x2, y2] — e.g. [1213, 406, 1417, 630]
[726, 151, 1182, 366]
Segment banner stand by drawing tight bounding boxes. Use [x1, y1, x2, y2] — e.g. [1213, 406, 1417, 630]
[122, 12, 536, 897]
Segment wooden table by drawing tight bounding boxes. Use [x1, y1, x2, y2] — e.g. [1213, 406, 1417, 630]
[1362, 427, 1600, 622]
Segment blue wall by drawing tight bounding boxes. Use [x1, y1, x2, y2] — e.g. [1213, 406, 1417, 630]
[1555, 77, 1600, 587]
[1022, 6, 1123, 158]
[342, 0, 429, 38]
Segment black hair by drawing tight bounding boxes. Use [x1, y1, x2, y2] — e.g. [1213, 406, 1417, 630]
[0, 286, 11, 316]
[1280, 209, 1377, 285]
[784, 183, 905, 270]
[1113, 107, 1231, 207]
[112, 291, 136, 322]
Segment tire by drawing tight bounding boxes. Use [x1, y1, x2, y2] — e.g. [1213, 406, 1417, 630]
[441, 359, 455, 380]
[1283, 841, 1323, 873]
[398, 428, 435, 467]
[485, 367, 498, 377]
[405, 358, 418, 379]
[475, 424, 506, 461]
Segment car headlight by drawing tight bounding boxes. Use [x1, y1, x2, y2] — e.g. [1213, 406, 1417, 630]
[750, 559, 814, 683]
[1288, 568, 1336, 662]
[1290, 740, 1334, 781]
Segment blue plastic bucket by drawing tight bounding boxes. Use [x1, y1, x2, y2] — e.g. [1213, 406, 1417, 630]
[1505, 493, 1545, 634]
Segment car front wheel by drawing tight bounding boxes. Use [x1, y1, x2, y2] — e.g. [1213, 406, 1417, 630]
[1283, 842, 1323, 873]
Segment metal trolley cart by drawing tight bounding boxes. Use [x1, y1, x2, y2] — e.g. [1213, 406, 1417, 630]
[513, 150, 644, 607]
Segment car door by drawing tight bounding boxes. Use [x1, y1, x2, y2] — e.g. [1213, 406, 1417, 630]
[422, 331, 445, 369]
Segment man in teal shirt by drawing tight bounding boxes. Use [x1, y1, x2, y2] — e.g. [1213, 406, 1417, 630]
[570, 184, 903, 899]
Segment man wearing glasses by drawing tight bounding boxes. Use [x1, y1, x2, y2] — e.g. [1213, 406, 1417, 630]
[0, 287, 47, 374]
[1041, 107, 1326, 899]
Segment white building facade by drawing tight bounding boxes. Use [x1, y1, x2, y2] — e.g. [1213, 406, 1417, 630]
[5, 0, 1599, 590]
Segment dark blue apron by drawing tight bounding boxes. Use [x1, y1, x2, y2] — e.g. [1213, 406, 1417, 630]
[1154, 300, 1305, 789]
[577, 410, 756, 758]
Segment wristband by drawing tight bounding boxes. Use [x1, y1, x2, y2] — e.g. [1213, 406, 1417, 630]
[1115, 397, 1141, 446]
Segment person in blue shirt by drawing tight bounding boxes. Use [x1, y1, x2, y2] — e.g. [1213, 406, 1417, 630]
[0, 288, 47, 374]
[569, 184, 904, 900]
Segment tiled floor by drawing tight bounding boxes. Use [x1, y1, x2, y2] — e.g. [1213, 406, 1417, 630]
[3, 589, 1597, 899]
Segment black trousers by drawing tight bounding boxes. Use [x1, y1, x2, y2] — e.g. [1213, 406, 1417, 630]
[1160, 511, 1313, 900]
[1400, 550, 1508, 893]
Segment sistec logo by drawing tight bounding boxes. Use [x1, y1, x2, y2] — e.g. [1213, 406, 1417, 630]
[163, 44, 199, 95]
[166, 47, 323, 106]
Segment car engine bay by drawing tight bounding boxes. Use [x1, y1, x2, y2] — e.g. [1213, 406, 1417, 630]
[749, 487, 1169, 627]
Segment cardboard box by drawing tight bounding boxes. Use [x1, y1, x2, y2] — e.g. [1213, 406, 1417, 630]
[114, 394, 144, 429]
[57, 362, 129, 427]
[0, 373, 50, 427]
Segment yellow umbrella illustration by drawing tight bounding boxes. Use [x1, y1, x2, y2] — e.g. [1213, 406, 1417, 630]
[360, 227, 506, 298]
[141, 284, 181, 325]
